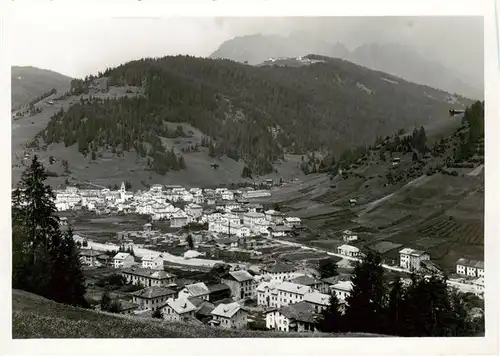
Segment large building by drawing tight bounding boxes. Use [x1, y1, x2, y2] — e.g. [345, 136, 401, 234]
[399, 248, 430, 272]
[456, 258, 484, 278]
[130, 286, 176, 311]
[122, 267, 176, 288]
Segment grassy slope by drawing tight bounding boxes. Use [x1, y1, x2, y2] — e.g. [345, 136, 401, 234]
[11, 66, 72, 110]
[254, 116, 483, 271]
[12, 289, 383, 338]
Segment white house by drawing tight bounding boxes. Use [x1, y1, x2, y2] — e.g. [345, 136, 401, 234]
[264, 210, 285, 225]
[122, 267, 176, 288]
[261, 263, 299, 283]
[265, 301, 319, 333]
[79, 249, 104, 267]
[284, 217, 301, 228]
[171, 211, 189, 228]
[337, 244, 360, 257]
[161, 297, 197, 322]
[276, 281, 313, 307]
[330, 281, 353, 302]
[257, 281, 279, 307]
[472, 277, 485, 298]
[399, 248, 430, 272]
[303, 291, 331, 314]
[113, 252, 135, 269]
[210, 302, 248, 329]
[233, 225, 251, 238]
[242, 212, 266, 231]
[456, 258, 484, 278]
[141, 254, 164, 269]
[186, 203, 203, 219]
[341, 229, 358, 242]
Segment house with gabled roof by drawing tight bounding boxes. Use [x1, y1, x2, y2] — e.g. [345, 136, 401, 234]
[399, 248, 431, 272]
[113, 252, 135, 269]
[161, 297, 197, 322]
[141, 253, 164, 269]
[265, 301, 320, 332]
[130, 286, 176, 311]
[221, 270, 255, 300]
[303, 291, 331, 313]
[209, 302, 248, 329]
[79, 248, 105, 267]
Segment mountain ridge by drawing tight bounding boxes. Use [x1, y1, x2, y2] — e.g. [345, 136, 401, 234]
[209, 34, 482, 100]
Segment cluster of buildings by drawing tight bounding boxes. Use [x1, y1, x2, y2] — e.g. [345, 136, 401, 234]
[53, 183, 282, 230]
[81, 239, 353, 333]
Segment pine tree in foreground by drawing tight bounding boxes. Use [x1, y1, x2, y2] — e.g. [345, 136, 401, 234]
[344, 251, 387, 334]
[317, 293, 344, 333]
[12, 155, 87, 307]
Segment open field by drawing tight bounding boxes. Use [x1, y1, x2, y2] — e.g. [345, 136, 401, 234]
[12, 289, 385, 338]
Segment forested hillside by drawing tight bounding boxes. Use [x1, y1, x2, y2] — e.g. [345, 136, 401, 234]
[37, 55, 471, 175]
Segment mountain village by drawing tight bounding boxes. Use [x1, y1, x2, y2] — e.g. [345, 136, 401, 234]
[45, 180, 486, 332]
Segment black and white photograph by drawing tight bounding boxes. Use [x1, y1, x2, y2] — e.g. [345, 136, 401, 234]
[1, 1, 498, 355]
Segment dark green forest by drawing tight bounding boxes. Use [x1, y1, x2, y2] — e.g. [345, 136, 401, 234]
[39, 55, 470, 175]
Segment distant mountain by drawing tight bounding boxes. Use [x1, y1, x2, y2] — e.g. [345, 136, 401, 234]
[11, 66, 72, 110]
[346, 43, 483, 100]
[209, 34, 482, 99]
[210, 33, 349, 66]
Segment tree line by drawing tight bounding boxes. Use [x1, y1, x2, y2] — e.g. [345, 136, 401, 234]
[318, 252, 484, 336]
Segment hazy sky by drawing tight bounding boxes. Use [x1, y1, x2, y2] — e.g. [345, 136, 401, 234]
[9, 16, 483, 85]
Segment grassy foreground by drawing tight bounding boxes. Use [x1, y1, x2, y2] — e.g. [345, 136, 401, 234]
[12, 289, 384, 338]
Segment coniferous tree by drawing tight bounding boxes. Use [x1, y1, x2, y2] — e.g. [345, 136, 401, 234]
[384, 277, 405, 335]
[100, 290, 111, 311]
[318, 293, 344, 332]
[12, 156, 87, 306]
[344, 251, 387, 334]
[12, 156, 61, 297]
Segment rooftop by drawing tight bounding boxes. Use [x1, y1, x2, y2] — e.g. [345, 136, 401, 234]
[456, 258, 484, 269]
[303, 291, 331, 306]
[331, 281, 354, 292]
[399, 248, 428, 257]
[165, 297, 197, 315]
[79, 249, 102, 257]
[207, 283, 231, 294]
[225, 270, 254, 283]
[211, 302, 243, 318]
[122, 267, 174, 280]
[113, 252, 132, 260]
[277, 301, 318, 324]
[289, 275, 320, 286]
[277, 282, 311, 295]
[130, 286, 176, 299]
[183, 282, 210, 297]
